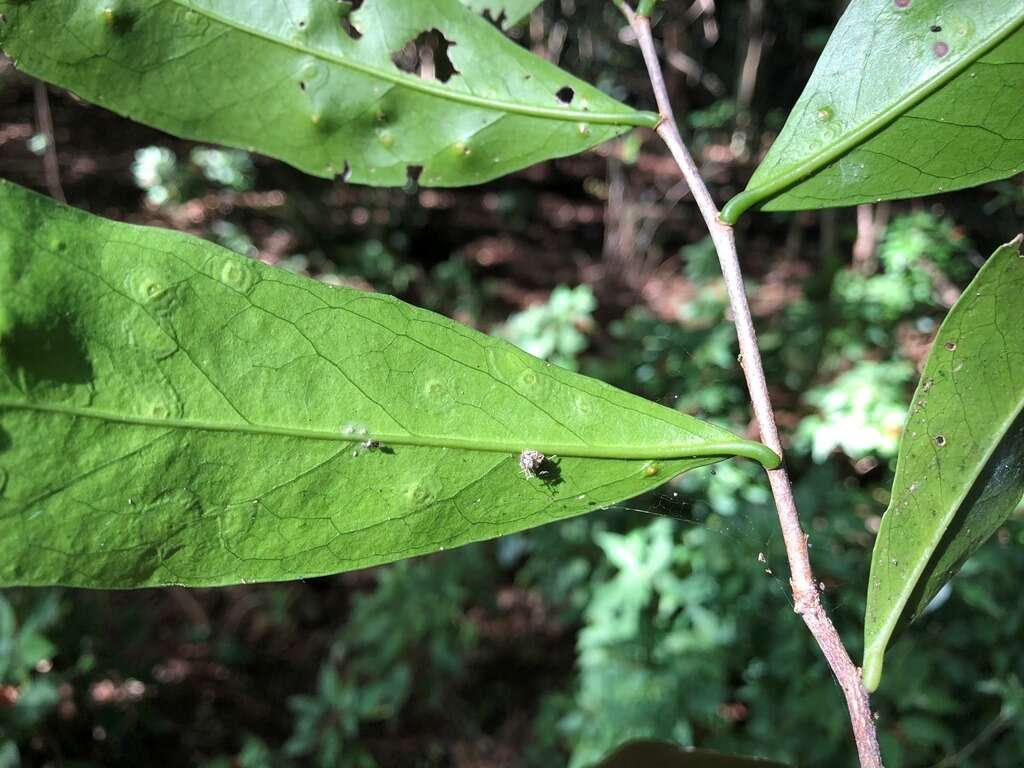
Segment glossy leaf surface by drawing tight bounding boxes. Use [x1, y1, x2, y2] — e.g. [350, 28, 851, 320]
[722, 1, 1024, 222]
[862, 237, 1024, 691]
[0, 0, 656, 187]
[597, 740, 789, 768]
[0, 181, 776, 588]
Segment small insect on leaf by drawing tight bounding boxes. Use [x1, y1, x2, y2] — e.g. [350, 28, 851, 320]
[519, 450, 546, 479]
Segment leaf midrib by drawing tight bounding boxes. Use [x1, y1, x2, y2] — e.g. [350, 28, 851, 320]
[0, 398, 778, 465]
[177, 0, 659, 129]
[721, 10, 1024, 223]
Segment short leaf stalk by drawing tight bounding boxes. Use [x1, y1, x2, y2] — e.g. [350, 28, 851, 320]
[621, 5, 884, 767]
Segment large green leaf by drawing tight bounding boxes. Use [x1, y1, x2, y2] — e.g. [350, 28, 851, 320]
[596, 740, 789, 768]
[721, 1, 1024, 222]
[0, 0, 656, 187]
[0, 180, 776, 588]
[862, 236, 1024, 691]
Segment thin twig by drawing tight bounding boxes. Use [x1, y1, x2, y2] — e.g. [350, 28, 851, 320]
[32, 80, 66, 204]
[735, 0, 764, 117]
[621, 6, 884, 767]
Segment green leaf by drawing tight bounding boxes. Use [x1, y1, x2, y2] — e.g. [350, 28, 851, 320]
[0, 180, 777, 588]
[596, 740, 790, 768]
[722, 1, 1024, 222]
[0, 0, 656, 187]
[862, 236, 1024, 692]
[460, 0, 541, 28]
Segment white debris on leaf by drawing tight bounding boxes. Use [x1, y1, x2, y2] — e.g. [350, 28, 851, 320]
[519, 450, 545, 479]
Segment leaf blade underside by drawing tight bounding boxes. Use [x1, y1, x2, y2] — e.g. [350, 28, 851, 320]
[0, 0, 657, 187]
[0, 180, 777, 589]
[862, 237, 1024, 691]
[722, 0, 1024, 222]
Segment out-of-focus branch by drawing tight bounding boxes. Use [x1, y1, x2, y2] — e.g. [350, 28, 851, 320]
[852, 202, 891, 274]
[665, 49, 726, 96]
[32, 80, 66, 204]
[619, 5, 884, 767]
[735, 0, 764, 113]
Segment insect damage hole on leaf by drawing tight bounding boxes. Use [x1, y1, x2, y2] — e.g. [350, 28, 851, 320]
[405, 165, 424, 186]
[555, 85, 575, 104]
[338, 0, 364, 40]
[477, 9, 508, 30]
[391, 29, 459, 83]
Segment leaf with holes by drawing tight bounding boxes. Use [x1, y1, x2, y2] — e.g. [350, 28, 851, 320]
[0, 0, 656, 187]
[0, 181, 777, 589]
[862, 236, 1024, 691]
[460, 0, 541, 28]
[721, 0, 1024, 222]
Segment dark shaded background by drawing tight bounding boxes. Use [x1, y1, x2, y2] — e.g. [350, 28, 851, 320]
[1, 1, 1023, 767]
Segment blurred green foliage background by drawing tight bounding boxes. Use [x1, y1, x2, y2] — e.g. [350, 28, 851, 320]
[2, 0, 1023, 766]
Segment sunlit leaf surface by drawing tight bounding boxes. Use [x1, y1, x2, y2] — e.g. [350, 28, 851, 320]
[0, 0, 656, 186]
[0, 181, 777, 588]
